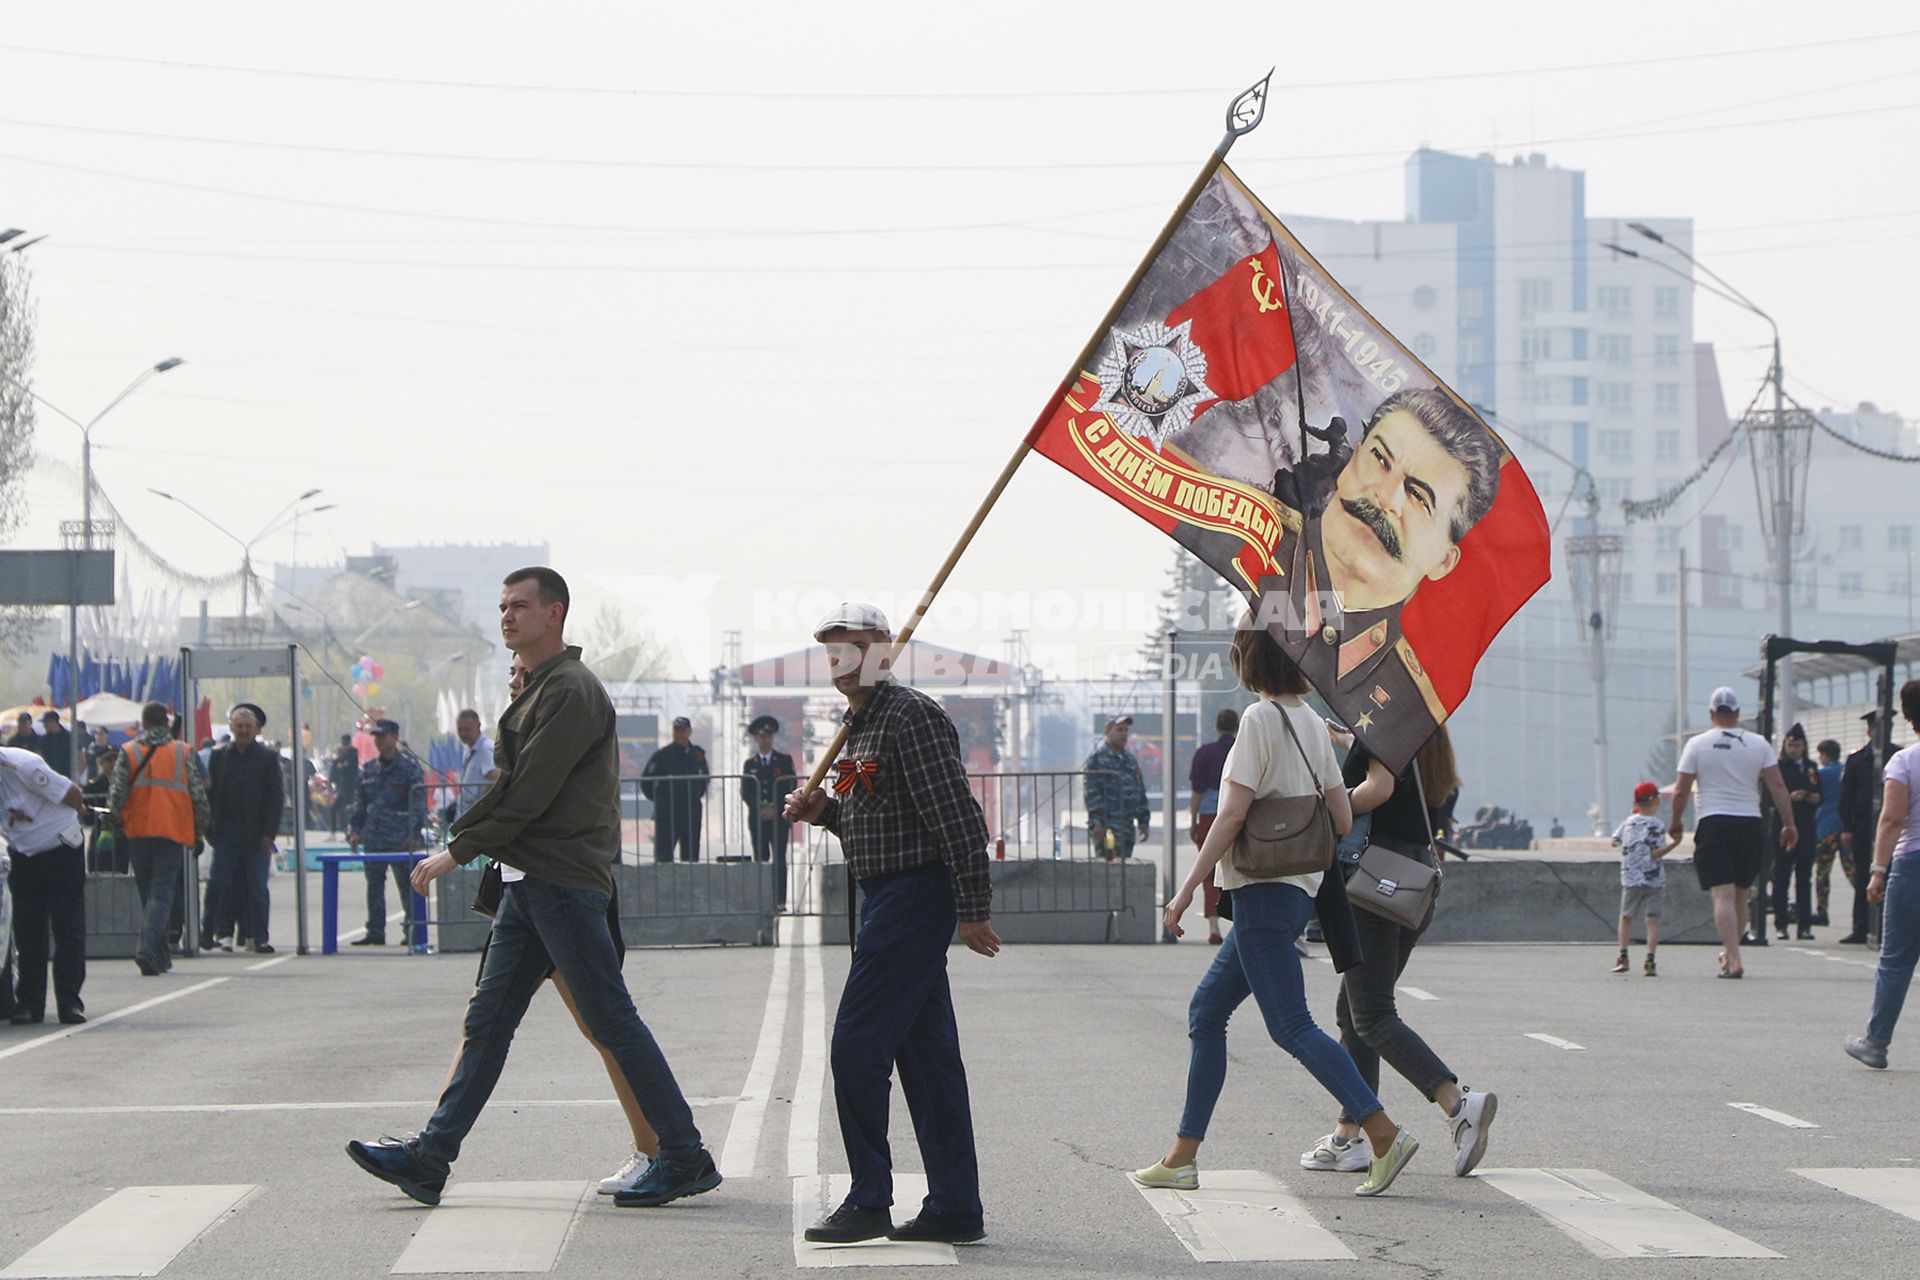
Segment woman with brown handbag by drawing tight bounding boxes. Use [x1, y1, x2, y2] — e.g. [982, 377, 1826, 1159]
[1132, 623, 1419, 1198]
[1300, 726, 1498, 1180]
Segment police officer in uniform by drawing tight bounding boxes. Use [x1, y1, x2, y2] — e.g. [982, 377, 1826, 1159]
[641, 717, 709, 863]
[742, 715, 797, 868]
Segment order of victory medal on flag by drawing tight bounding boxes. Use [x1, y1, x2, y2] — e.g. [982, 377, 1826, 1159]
[1028, 145, 1550, 773]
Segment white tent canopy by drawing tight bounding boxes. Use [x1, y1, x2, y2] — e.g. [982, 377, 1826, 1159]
[75, 692, 147, 730]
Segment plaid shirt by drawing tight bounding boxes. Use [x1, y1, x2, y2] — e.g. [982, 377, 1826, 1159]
[817, 680, 993, 922]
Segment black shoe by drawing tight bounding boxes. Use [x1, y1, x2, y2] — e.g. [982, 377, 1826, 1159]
[350, 936, 383, 947]
[802, 1200, 894, 1243]
[250, 943, 276, 955]
[1797, 927, 1815, 941]
[9, 1010, 43, 1026]
[613, 1147, 722, 1208]
[58, 1010, 86, 1025]
[134, 954, 161, 976]
[1812, 912, 1831, 927]
[889, 1211, 987, 1246]
[345, 1136, 446, 1206]
[1838, 933, 1870, 945]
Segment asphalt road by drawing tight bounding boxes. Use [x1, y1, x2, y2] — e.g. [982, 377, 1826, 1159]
[1, 899, 1911, 1280]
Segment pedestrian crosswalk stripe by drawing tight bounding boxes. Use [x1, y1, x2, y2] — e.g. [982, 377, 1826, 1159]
[793, 1174, 957, 1268]
[1475, 1168, 1780, 1259]
[1128, 1170, 1355, 1263]
[1793, 1168, 1920, 1223]
[1728, 1102, 1819, 1129]
[1524, 1033, 1585, 1051]
[387, 1181, 591, 1275]
[1397, 986, 1439, 1001]
[0, 1184, 258, 1278]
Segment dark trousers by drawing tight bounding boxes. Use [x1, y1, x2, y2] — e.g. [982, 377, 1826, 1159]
[832, 864, 981, 1223]
[415, 876, 701, 1173]
[241, 846, 272, 945]
[202, 843, 247, 943]
[1772, 829, 1818, 929]
[1848, 827, 1875, 938]
[128, 838, 184, 970]
[8, 846, 87, 1019]
[1335, 896, 1454, 1122]
[364, 859, 414, 943]
[652, 803, 701, 863]
[749, 815, 789, 865]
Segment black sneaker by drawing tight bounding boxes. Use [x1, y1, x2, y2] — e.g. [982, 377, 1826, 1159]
[250, 943, 276, 955]
[803, 1200, 894, 1243]
[57, 1010, 86, 1025]
[1838, 933, 1870, 945]
[889, 1211, 986, 1246]
[613, 1148, 721, 1208]
[134, 953, 161, 977]
[350, 936, 383, 947]
[345, 1135, 447, 1206]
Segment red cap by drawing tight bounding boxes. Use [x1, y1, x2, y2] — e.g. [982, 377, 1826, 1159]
[1633, 781, 1660, 802]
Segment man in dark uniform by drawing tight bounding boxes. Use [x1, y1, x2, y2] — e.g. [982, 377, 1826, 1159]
[1254, 388, 1503, 768]
[1838, 710, 1884, 945]
[37, 711, 73, 781]
[741, 714, 796, 869]
[640, 717, 708, 863]
[328, 734, 359, 837]
[348, 718, 428, 946]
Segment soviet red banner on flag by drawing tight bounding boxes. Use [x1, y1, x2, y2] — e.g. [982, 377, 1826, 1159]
[1029, 164, 1550, 772]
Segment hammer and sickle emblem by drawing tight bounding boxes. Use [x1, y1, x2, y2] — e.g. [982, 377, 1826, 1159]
[1248, 257, 1284, 314]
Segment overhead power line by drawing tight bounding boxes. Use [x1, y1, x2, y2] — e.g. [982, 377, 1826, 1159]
[0, 29, 1912, 98]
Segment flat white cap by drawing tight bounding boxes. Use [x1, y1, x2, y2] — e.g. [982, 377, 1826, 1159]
[813, 600, 892, 642]
[1709, 685, 1740, 712]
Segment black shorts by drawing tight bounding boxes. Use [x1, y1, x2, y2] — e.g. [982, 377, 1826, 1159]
[1693, 815, 1764, 890]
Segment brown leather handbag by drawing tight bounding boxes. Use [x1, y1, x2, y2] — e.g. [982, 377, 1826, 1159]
[1232, 703, 1336, 880]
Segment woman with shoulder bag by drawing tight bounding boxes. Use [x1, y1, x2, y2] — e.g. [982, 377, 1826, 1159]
[1300, 726, 1498, 1180]
[1133, 622, 1419, 1198]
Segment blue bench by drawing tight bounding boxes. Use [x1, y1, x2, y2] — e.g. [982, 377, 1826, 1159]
[317, 851, 429, 955]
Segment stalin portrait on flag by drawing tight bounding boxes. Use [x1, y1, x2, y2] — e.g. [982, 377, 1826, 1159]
[1031, 165, 1548, 773]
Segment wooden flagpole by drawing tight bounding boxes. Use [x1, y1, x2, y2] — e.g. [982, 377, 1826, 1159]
[795, 71, 1275, 802]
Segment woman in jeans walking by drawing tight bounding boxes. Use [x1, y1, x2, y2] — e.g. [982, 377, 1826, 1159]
[1844, 679, 1920, 1070]
[1300, 727, 1498, 1178]
[1133, 624, 1419, 1198]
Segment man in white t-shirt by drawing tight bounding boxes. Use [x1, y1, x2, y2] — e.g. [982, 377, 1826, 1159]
[454, 710, 500, 821]
[1668, 686, 1796, 979]
[1, 744, 90, 1024]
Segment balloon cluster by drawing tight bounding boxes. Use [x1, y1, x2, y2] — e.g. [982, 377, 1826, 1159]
[349, 653, 386, 701]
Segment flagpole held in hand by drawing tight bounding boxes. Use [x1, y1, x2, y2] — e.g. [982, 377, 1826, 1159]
[791, 71, 1275, 806]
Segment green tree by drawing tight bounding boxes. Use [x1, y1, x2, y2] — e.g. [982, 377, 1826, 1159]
[0, 252, 42, 658]
[583, 604, 672, 683]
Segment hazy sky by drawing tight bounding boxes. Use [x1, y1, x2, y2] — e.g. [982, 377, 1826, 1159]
[4, 1, 1915, 677]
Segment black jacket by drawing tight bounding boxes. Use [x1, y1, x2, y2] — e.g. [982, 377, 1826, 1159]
[1840, 743, 1879, 837]
[206, 740, 287, 847]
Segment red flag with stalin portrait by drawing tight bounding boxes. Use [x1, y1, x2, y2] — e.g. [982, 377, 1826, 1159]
[1028, 164, 1551, 772]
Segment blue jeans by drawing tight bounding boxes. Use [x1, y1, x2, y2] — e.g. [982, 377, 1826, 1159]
[241, 846, 272, 946]
[833, 864, 981, 1223]
[1180, 881, 1383, 1140]
[414, 877, 701, 1173]
[1868, 854, 1920, 1046]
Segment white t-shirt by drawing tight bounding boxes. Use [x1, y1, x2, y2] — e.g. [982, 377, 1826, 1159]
[0, 746, 81, 855]
[1678, 727, 1776, 819]
[1217, 698, 1340, 894]
[1884, 743, 1920, 858]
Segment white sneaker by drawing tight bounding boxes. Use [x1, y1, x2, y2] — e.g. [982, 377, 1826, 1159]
[597, 1150, 651, 1195]
[1449, 1089, 1498, 1177]
[1300, 1132, 1370, 1172]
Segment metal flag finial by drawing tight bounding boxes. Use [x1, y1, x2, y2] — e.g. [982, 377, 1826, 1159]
[1226, 69, 1275, 138]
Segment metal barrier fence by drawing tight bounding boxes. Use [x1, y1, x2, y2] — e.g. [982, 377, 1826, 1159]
[393, 768, 1144, 944]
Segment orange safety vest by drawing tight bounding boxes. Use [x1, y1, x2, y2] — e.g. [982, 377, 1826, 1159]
[122, 738, 197, 844]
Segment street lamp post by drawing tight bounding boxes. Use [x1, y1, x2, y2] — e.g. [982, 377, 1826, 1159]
[1625, 224, 1801, 735]
[148, 487, 326, 622]
[0, 356, 185, 778]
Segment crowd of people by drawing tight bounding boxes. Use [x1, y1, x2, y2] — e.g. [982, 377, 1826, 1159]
[5, 565, 1915, 1244]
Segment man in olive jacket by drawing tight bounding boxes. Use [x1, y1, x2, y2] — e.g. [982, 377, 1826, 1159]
[345, 567, 719, 1210]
